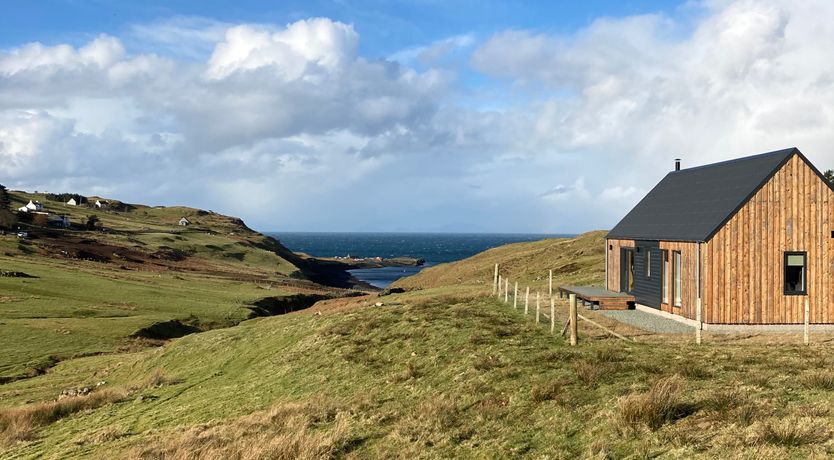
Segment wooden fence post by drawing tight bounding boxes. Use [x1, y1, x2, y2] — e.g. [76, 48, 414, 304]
[569, 294, 578, 346]
[513, 282, 518, 309]
[696, 298, 702, 345]
[504, 278, 509, 303]
[549, 269, 553, 299]
[525, 287, 530, 315]
[550, 297, 555, 334]
[536, 292, 540, 324]
[804, 298, 810, 346]
[497, 275, 502, 299]
[493, 264, 499, 295]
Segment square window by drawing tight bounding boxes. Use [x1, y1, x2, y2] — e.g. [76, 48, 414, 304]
[784, 252, 807, 295]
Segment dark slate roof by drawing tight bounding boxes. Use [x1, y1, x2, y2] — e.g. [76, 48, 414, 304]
[607, 147, 814, 242]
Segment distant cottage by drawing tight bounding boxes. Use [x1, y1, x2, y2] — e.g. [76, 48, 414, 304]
[18, 200, 44, 212]
[95, 200, 109, 209]
[178, 217, 190, 226]
[66, 198, 77, 206]
[606, 148, 834, 326]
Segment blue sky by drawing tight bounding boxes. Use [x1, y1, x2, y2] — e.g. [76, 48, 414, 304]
[1, 1, 681, 54]
[1, 0, 833, 232]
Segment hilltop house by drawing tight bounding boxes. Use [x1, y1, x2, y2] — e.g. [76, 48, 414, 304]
[606, 148, 834, 326]
[178, 217, 190, 226]
[66, 198, 77, 206]
[18, 200, 44, 212]
[95, 200, 109, 209]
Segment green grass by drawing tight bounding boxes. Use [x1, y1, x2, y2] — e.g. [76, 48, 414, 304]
[0, 253, 292, 381]
[5, 215, 834, 458]
[0, 190, 331, 381]
[3, 290, 834, 458]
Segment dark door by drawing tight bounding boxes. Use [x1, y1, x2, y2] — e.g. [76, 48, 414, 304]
[620, 248, 635, 294]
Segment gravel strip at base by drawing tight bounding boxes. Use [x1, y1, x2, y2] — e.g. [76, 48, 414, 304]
[596, 309, 694, 334]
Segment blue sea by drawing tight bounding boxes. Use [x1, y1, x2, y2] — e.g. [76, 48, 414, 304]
[267, 232, 573, 288]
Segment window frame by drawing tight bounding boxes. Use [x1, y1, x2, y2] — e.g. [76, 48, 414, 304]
[662, 250, 669, 304]
[672, 251, 682, 307]
[783, 251, 808, 296]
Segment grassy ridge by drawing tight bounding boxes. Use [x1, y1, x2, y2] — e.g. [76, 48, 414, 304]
[394, 230, 606, 293]
[0, 190, 342, 382]
[3, 232, 834, 457]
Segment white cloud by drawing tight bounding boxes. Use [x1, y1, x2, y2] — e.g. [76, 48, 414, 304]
[4, 2, 834, 233]
[206, 19, 359, 80]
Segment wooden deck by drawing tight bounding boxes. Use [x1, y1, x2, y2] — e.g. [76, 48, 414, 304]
[558, 285, 635, 310]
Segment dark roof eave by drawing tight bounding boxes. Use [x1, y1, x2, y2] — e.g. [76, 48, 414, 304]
[605, 234, 705, 243]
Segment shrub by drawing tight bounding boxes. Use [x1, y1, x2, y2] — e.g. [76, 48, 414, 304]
[618, 375, 692, 431]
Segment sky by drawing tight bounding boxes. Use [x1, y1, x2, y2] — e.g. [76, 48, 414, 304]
[1, 0, 834, 233]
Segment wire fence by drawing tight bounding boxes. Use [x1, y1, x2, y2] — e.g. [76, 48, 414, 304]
[490, 262, 813, 346]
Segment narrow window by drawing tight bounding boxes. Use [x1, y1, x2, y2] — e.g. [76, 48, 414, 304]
[645, 250, 652, 278]
[673, 251, 682, 307]
[784, 252, 807, 295]
[662, 250, 669, 303]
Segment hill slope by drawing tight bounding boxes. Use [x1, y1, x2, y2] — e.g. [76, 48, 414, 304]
[4, 230, 834, 458]
[394, 230, 606, 294]
[0, 190, 363, 382]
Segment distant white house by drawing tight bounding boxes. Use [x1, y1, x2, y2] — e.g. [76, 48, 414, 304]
[22, 200, 43, 212]
[66, 198, 77, 206]
[178, 217, 190, 226]
[94, 200, 109, 209]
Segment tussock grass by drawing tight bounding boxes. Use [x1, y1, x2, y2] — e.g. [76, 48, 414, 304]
[394, 395, 471, 447]
[0, 388, 128, 445]
[132, 368, 180, 390]
[573, 360, 606, 387]
[701, 388, 744, 413]
[799, 370, 834, 390]
[755, 418, 828, 447]
[618, 375, 692, 431]
[127, 399, 356, 460]
[594, 347, 627, 363]
[530, 381, 562, 403]
[390, 362, 422, 383]
[473, 354, 505, 371]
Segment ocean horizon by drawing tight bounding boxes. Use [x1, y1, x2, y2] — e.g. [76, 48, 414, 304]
[266, 232, 576, 288]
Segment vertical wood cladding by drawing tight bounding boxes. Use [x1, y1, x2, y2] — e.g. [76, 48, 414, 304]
[703, 155, 834, 324]
[606, 239, 634, 292]
[660, 241, 700, 319]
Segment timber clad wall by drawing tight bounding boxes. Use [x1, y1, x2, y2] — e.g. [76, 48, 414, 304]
[703, 155, 834, 324]
[658, 241, 699, 320]
[606, 239, 633, 292]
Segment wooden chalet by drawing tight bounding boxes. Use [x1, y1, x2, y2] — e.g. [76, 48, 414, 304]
[606, 148, 834, 325]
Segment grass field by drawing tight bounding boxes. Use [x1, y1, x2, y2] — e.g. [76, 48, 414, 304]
[0, 191, 342, 383]
[4, 231, 834, 458]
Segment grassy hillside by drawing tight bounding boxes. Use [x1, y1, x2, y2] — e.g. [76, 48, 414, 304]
[4, 231, 834, 458]
[0, 190, 353, 383]
[394, 230, 606, 294]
